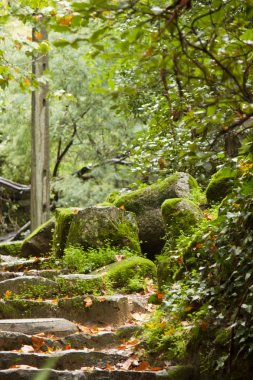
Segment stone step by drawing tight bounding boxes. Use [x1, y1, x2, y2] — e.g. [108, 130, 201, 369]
[0, 325, 142, 351]
[0, 368, 174, 379]
[60, 325, 142, 350]
[0, 270, 61, 281]
[0, 256, 51, 272]
[0, 295, 132, 326]
[0, 318, 78, 337]
[0, 331, 61, 351]
[0, 276, 59, 298]
[0, 350, 127, 370]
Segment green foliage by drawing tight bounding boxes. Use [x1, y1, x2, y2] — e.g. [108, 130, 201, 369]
[62, 244, 135, 273]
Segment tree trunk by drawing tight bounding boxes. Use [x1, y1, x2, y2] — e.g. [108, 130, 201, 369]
[31, 26, 50, 231]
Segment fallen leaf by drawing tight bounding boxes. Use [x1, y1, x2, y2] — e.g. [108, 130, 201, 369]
[34, 31, 43, 41]
[133, 361, 150, 371]
[105, 363, 115, 370]
[119, 205, 125, 210]
[149, 366, 162, 371]
[119, 358, 134, 370]
[5, 290, 12, 299]
[31, 335, 46, 351]
[99, 297, 107, 302]
[84, 297, 93, 308]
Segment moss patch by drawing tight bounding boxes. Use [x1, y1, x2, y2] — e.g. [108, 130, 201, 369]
[106, 256, 157, 293]
[0, 241, 22, 257]
[56, 276, 105, 297]
[161, 198, 203, 238]
[206, 167, 236, 203]
[53, 208, 80, 257]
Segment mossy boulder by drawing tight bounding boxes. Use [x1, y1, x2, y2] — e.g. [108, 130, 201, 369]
[66, 206, 141, 254]
[106, 256, 157, 293]
[53, 208, 82, 257]
[0, 241, 22, 257]
[161, 198, 203, 240]
[206, 167, 236, 203]
[114, 172, 203, 258]
[21, 219, 55, 258]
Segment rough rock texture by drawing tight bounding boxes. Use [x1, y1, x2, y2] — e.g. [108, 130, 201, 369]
[53, 208, 81, 257]
[206, 168, 236, 203]
[66, 206, 141, 253]
[21, 219, 55, 257]
[114, 172, 202, 258]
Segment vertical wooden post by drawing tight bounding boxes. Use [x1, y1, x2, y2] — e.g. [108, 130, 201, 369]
[31, 26, 50, 230]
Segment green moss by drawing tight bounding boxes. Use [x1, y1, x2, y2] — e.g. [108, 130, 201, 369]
[106, 256, 157, 293]
[167, 365, 197, 380]
[105, 191, 120, 203]
[0, 241, 22, 257]
[114, 172, 203, 213]
[96, 202, 115, 207]
[161, 198, 203, 241]
[206, 168, 237, 203]
[53, 208, 79, 257]
[56, 276, 104, 297]
[0, 301, 16, 318]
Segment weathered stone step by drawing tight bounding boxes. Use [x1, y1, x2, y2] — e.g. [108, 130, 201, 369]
[0, 256, 51, 272]
[0, 295, 132, 326]
[0, 276, 59, 298]
[0, 350, 127, 370]
[0, 331, 61, 351]
[0, 318, 78, 337]
[0, 367, 195, 379]
[0, 269, 62, 281]
[61, 325, 142, 350]
[0, 325, 142, 351]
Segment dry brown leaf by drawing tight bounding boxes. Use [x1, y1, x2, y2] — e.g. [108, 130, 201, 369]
[133, 361, 150, 371]
[64, 344, 71, 350]
[31, 335, 46, 351]
[84, 297, 93, 308]
[115, 255, 125, 262]
[119, 358, 134, 371]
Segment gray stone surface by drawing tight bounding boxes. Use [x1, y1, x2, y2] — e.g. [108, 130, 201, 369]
[0, 276, 59, 297]
[0, 318, 78, 337]
[0, 350, 126, 370]
[0, 369, 171, 380]
[0, 330, 61, 351]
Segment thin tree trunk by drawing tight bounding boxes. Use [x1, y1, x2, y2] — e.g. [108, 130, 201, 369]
[31, 25, 50, 231]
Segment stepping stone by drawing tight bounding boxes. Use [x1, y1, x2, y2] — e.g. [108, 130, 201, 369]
[0, 350, 127, 370]
[0, 276, 59, 297]
[0, 318, 78, 337]
[0, 296, 132, 326]
[61, 325, 142, 350]
[0, 331, 61, 351]
[0, 257, 51, 272]
[0, 369, 171, 379]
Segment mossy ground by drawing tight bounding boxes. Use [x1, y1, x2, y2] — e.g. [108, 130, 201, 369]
[53, 208, 79, 257]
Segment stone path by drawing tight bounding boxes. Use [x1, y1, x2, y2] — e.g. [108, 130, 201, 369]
[0, 253, 195, 379]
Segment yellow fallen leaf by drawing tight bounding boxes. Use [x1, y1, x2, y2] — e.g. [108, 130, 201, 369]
[5, 290, 12, 299]
[84, 297, 93, 308]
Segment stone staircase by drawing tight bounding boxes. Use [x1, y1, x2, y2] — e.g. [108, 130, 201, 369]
[0, 254, 195, 379]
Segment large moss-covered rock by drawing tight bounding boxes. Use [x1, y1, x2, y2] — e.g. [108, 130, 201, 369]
[0, 241, 22, 257]
[21, 219, 55, 258]
[53, 208, 81, 257]
[66, 206, 141, 253]
[114, 172, 203, 257]
[161, 198, 203, 240]
[206, 168, 236, 203]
